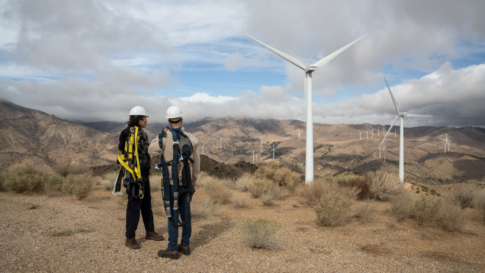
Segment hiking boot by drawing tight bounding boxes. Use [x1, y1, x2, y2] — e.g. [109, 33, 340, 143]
[158, 249, 181, 259]
[125, 238, 141, 249]
[146, 231, 164, 241]
[177, 244, 191, 255]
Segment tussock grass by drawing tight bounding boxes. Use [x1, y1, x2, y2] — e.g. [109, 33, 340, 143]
[314, 192, 354, 227]
[195, 171, 209, 188]
[236, 172, 254, 192]
[50, 228, 94, 237]
[254, 162, 300, 191]
[204, 177, 232, 204]
[239, 219, 280, 249]
[232, 197, 250, 209]
[366, 171, 404, 201]
[191, 200, 219, 219]
[247, 178, 272, 198]
[63, 174, 96, 200]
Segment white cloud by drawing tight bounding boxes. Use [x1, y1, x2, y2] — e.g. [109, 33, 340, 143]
[225, 52, 243, 71]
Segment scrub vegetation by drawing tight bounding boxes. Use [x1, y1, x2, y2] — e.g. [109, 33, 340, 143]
[191, 199, 219, 219]
[239, 219, 280, 249]
[0, 163, 96, 200]
[203, 176, 233, 204]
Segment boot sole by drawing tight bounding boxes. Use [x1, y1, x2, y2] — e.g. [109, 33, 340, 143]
[158, 254, 181, 259]
[125, 242, 141, 249]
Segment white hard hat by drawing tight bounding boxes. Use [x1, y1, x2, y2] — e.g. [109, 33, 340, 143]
[166, 106, 183, 119]
[129, 106, 148, 117]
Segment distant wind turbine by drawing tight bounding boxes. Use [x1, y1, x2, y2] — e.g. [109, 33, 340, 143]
[253, 150, 255, 162]
[273, 144, 275, 160]
[298, 131, 300, 140]
[378, 128, 380, 137]
[359, 131, 362, 140]
[366, 130, 369, 140]
[381, 77, 433, 182]
[220, 138, 223, 149]
[202, 143, 205, 155]
[245, 32, 367, 184]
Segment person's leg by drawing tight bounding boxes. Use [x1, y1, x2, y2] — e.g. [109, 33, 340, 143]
[166, 184, 179, 251]
[126, 192, 142, 238]
[140, 170, 155, 233]
[179, 188, 192, 247]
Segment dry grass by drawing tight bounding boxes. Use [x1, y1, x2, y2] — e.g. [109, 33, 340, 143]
[327, 172, 370, 200]
[314, 192, 354, 227]
[413, 195, 442, 225]
[254, 162, 300, 191]
[239, 219, 280, 249]
[389, 192, 415, 222]
[366, 171, 404, 201]
[195, 171, 209, 188]
[298, 179, 359, 205]
[260, 194, 276, 206]
[247, 178, 272, 198]
[353, 201, 376, 223]
[101, 172, 118, 191]
[232, 197, 250, 209]
[204, 177, 232, 204]
[63, 174, 96, 200]
[454, 187, 474, 209]
[55, 163, 92, 177]
[2, 164, 65, 195]
[191, 199, 219, 219]
[437, 201, 467, 232]
[236, 172, 254, 192]
[50, 228, 94, 237]
[473, 189, 485, 224]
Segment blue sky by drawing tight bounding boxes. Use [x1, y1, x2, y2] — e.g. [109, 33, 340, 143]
[0, 0, 484, 127]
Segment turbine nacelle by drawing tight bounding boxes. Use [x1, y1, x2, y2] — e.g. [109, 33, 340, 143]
[305, 65, 318, 72]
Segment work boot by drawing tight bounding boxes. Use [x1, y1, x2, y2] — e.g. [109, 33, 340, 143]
[146, 231, 164, 241]
[158, 249, 182, 259]
[177, 244, 191, 255]
[125, 238, 141, 249]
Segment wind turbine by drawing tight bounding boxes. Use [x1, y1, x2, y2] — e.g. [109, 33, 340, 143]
[253, 150, 255, 162]
[273, 144, 275, 160]
[245, 33, 367, 184]
[378, 128, 380, 137]
[372, 130, 374, 138]
[359, 131, 362, 140]
[202, 143, 205, 155]
[381, 77, 433, 182]
[366, 130, 369, 140]
[298, 131, 300, 140]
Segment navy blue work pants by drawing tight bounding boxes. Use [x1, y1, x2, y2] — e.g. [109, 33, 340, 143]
[167, 185, 192, 251]
[125, 168, 155, 238]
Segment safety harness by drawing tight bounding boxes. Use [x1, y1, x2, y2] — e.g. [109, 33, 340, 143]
[116, 126, 144, 199]
[157, 126, 195, 227]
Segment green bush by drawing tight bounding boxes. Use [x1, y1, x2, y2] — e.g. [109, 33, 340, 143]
[240, 219, 280, 249]
[314, 192, 354, 227]
[63, 174, 96, 200]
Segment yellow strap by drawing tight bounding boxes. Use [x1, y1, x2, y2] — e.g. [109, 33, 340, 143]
[118, 150, 137, 180]
[118, 127, 142, 180]
[133, 127, 141, 179]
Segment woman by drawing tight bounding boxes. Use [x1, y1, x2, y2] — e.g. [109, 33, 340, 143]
[118, 106, 164, 249]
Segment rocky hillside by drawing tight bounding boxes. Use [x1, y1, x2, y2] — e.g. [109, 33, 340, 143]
[0, 99, 118, 171]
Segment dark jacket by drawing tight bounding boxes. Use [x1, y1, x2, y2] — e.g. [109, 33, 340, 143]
[118, 126, 151, 170]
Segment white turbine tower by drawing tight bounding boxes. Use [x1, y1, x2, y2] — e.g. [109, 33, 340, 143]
[202, 143, 205, 155]
[253, 150, 255, 162]
[220, 138, 222, 149]
[366, 130, 369, 140]
[245, 33, 367, 184]
[298, 131, 300, 140]
[382, 77, 433, 182]
[372, 130, 374, 138]
[378, 128, 380, 137]
[359, 131, 362, 140]
[273, 144, 275, 160]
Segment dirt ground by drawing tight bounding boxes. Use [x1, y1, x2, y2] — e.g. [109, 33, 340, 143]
[1, 184, 484, 272]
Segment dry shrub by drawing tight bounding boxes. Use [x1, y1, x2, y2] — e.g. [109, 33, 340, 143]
[366, 171, 404, 201]
[221, 178, 237, 190]
[454, 187, 474, 209]
[437, 201, 467, 232]
[260, 194, 275, 206]
[191, 199, 219, 219]
[63, 174, 96, 200]
[196, 171, 209, 188]
[315, 192, 354, 227]
[54, 162, 71, 177]
[236, 172, 254, 192]
[204, 177, 232, 204]
[247, 178, 272, 198]
[298, 179, 359, 205]
[240, 219, 280, 249]
[389, 192, 415, 222]
[328, 172, 370, 200]
[473, 189, 485, 224]
[55, 163, 92, 176]
[101, 172, 118, 191]
[354, 201, 375, 223]
[232, 197, 250, 209]
[254, 162, 300, 190]
[413, 195, 442, 225]
[3, 164, 64, 195]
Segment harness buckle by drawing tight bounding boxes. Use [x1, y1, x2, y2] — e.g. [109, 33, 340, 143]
[173, 140, 179, 145]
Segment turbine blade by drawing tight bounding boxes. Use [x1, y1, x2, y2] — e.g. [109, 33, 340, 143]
[313, 34, 368, 68]
[244, 33, 306, 70]
[378, 115, 398, 148]
[384, 76, 400, 115]
[405, 114, 433, 118]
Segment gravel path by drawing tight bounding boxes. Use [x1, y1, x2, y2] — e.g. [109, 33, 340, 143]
[1, 188, 484, 272]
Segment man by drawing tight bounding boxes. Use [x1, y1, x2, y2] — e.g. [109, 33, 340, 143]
[118, 106, 164, 249]
[148, 105, 200, 259]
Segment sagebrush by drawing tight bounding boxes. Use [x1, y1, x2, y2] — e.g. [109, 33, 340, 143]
[204, 177, 232, 204]
[236, 172, 253, 192]
[314, 192, 354, 227]
[366, 171, 404, 201]
[191, 199, 219, 219]
[63, 174, 96, 200]
[328, 172, 370, 200]
[247, 178, 272, 198]
[254, 162, 300, 190]
[240, 219, 280, 249]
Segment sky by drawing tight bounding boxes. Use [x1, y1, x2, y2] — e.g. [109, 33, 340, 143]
[0, 0, 484, 127]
